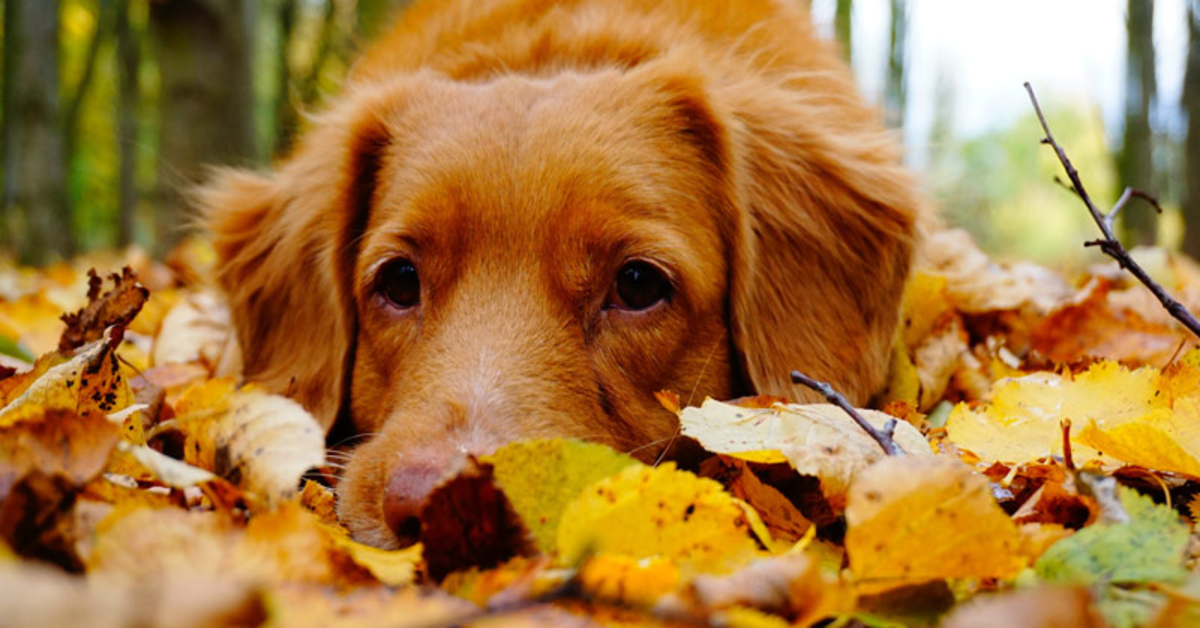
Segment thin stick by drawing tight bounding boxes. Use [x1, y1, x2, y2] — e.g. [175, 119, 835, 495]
[1024, 82, 1200, 338]
[790, 370, 904, 456]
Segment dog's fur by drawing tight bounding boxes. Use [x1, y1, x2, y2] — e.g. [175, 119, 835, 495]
[203, 0, 924, 547]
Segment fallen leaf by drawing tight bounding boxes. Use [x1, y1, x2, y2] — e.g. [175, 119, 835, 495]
[486, 439, 639, 554]
[1034, 487, 1188, 588]
[57, 267, 148, 353]
[0, 328, 131, 426]
[940, 586, 1102, 628]
[419, 458, 533, 582]
[844, 456, 1026, 593]
[172, 383, 325, 504]
[151, 289, 235, 371]
[681, 399, 930, 507]
[557, 462, 767, 576]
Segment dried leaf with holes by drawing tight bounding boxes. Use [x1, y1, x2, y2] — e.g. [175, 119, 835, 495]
[58, 268, 148, 353]
[0, 328, 131, 427]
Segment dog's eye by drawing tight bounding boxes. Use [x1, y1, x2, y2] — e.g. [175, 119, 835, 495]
[377, 259, 421, 309]
[609, 261, 672, 311]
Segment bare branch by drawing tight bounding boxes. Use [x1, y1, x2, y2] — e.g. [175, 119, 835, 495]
[790, 371, 904, 456]
[1024, 82, 1200, 339]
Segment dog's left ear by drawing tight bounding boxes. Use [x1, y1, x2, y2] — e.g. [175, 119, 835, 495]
[638, 61, 921, 405]
[717, 76, 922, 404]
[199, 84, 400, 430]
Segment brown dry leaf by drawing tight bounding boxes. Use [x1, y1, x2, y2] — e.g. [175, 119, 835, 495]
[264, 584, 474, 628]
[1030, 277, 1191, 367]
[844, 456, 1026, 594]
[0, 408, 120, 492]
[0, 328, 131, 426]
[151, 289, 237, 372]
[171, 380, 325, 504]
[661, 552, 853, 625]
[90, 502, 415, 588]
[707, 456, 812, 543]
[0, 562, 266, 628]
[680, 399, 930, 507]
[57, 267, 148, 353]
[916, 228, 1071, 315]
[940, 586, 1102, 628]
[912, 316, 969, 410]
[420, 458, 534, 582]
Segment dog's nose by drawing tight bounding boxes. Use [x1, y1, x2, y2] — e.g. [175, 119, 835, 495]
[382, 458, 447, 547]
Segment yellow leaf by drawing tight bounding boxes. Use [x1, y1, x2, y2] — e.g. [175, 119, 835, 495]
[945, 361, 1161, 465]
[557, 463, 767, 576]
[1076, 397, 1200, 479]
[877, 338, 920, 407]
[486, 439, 639, 554]
[0, 329, 131, 427]
[845, 456, 1026, 594]
[680, 399, 931, 506]
[578, 555, 680, 606]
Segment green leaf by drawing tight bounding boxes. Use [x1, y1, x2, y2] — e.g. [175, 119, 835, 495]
[0, 335, 33, 363]
[485, 439, 639, 554]
[1034, 487, 1188, 587]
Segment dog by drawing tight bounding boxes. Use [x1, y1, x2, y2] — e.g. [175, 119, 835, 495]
[203, 0, 924, 548]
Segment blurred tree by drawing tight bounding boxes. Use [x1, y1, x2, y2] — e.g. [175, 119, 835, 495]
[1186, 1, 1200, 257]
[884, 0, 907, 134]
[149, 0, 256, 255]
[1119, 0, 1157, 246]
[834, 0, 852, 63]
[357, 0, 402, 44]
[115, 0, 141, 247]
[273, 0, 299, 156]
[2, 0, 74, 264]
[65, 0, 113, 177]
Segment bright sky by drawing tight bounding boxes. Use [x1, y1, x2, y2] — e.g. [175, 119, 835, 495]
[811, 0, 1189, 165]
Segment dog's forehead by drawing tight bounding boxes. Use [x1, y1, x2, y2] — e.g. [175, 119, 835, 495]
[370, 72, 707, 231]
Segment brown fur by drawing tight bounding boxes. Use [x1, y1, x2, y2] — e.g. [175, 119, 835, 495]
[202, 0, 925, 548]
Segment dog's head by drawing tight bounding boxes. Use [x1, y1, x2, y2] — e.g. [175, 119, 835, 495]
[203, 56, 918, 547]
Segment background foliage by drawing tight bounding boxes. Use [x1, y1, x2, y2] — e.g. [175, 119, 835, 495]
[0, 0, 1197, 269]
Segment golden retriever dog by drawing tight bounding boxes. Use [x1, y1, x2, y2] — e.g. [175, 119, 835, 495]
[203, 0, 924, 548]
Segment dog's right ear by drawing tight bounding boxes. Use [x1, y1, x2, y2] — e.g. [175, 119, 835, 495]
[200, 86, 399, 431]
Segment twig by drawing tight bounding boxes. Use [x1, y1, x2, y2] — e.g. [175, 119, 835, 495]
[790, 371, 904, 456]
[1024, 82, 1200, 339]
[1060, 419, 1074, 471]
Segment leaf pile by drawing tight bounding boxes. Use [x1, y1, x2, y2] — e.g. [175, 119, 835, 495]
[6, 233, 1200, 627]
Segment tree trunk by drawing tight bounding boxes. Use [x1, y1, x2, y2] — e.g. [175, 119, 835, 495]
[272, 0, 299, 157]
[3, 0, 74, 265]
[150, 0, 256, 256]
[1184, 1, 1200, 257]
[1119, 0, 1157, 245]
[834, 0, 852, 63]
[115, 0, 141, 248]
[884, 0, 907, 135]
[65, 0, 113, 175]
